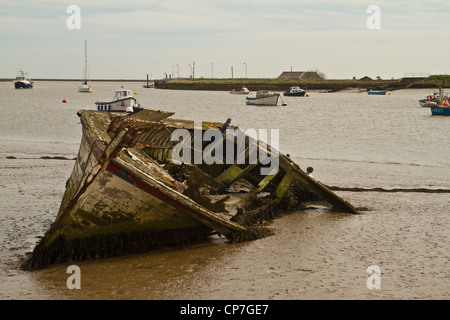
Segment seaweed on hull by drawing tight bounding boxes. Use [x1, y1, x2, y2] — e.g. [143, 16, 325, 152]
[22, 109, 358, 270]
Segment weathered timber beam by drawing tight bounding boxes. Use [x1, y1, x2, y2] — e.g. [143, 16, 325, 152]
[278, 155, 359, 214]
[215, 163, 257, 186]
[274, 174, 295, 203]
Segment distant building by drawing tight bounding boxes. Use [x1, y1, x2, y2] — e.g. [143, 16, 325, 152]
[278, 71, 323, 80]
[359, 76, 373, 81]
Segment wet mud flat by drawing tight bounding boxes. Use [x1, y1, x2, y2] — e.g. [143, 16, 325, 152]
[1, 152, 449, 299]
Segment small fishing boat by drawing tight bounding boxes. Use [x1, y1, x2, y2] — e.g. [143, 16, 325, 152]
[22, 108, 358, 270]
[230, 86, 250, 94]
[14, 70, 33, 89]
[246, 90, 280, 106]
[419, 100, 438, 107]
[95, 87, 141, 112]
[78, 40, 92, 93]
[419, 88, 448, 107]
[283, 86, 307, 97]
[367, 90, 387, 95]
[429, 88, 450, 115]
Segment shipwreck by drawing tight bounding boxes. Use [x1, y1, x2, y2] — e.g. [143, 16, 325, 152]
[22, 109, 358, 270]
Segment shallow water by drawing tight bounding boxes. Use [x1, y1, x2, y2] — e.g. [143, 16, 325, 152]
[0, 81, 449, 299]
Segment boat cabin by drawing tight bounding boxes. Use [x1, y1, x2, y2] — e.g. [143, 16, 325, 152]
[16, 70, 29, 81]
[113, 89, 133, 101]
[255, 90, 270, 97]
[287, 86, 304, 93]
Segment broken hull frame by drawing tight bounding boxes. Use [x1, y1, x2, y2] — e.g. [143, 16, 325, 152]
[22, 109, 358, 270]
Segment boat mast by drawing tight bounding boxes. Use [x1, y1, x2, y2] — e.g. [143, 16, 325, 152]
[83, 40, 88, 85]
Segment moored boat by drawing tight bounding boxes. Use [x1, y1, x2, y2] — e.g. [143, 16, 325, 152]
[22, 108, 358, 270]
[14, 70, 33, 89]
[367, 90, 387, 95]
[419, 100, 438, 107]
[230, 86, 250, 94]
[95, 88, 141, 112]
[430, 92, 450, 115]
[419, 87, 449, 107]
[78, 81, 91, 93]
[283, 86, 307, 97]
[246, 90, 280, 106]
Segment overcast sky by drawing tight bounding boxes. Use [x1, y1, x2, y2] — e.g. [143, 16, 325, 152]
[2, 0, 449, 80]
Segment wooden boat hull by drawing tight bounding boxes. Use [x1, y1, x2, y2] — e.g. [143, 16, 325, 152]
[22, 109, 358, 270]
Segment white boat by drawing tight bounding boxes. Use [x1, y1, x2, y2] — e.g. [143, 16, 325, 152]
[14, 70, 33, 89]
[95, 88, 141, 112]
[230, 86, 250, 94]
[419, 100, 438, 107]
[78, 40, 92, 93]
[246, 90, 280, 106]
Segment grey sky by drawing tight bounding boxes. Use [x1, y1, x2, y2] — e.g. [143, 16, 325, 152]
[2, 0, 449, 79]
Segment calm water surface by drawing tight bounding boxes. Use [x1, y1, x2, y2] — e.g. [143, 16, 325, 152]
[0, 81, 449, 299]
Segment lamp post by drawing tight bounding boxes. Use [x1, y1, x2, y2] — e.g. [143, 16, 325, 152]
[244, 62, 247, 78]
[176, 64, 179, 78]
[231, 66, 233, 79]
[189, 64, 192, 78]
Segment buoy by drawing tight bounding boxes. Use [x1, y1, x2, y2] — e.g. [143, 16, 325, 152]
[121, 102, 125, 107]
[135, 92, 138, 95]
[62, 99, 67, 103]
[282, 102, 287, 106]
[444, 101, 448, 107]
[89, 89, 92, 93]
[306, 93, 309, 97]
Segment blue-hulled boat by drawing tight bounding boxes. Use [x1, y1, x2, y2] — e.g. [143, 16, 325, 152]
[430, 105, 450, 115]
[283, 86, 307, 97]
[367, 90, 387, 95]
[14, 70, 33, 89]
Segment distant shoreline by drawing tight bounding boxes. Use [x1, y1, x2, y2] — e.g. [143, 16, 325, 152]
[0, 78, 142, 82]
[1, 77, 447, 92]
[153, 78, 446, 92]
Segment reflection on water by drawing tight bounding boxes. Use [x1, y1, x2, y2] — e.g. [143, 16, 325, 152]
[0, 82, 449, 299]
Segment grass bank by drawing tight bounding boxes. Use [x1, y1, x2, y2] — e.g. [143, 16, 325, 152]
[156, 78, 447, 92]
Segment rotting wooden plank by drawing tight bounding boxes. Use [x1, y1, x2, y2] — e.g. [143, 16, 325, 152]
[278, 154, 359, 214]
[274, 174, 295, 203]
[111, 156, 246, 236]
[243, 173, 278, 200]
[215, 163, 257, 186]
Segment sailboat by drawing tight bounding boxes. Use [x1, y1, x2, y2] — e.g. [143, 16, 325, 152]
[78, 40, 92, 93]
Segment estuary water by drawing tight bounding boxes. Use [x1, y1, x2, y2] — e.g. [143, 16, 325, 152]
[0, 81, 449, 300]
